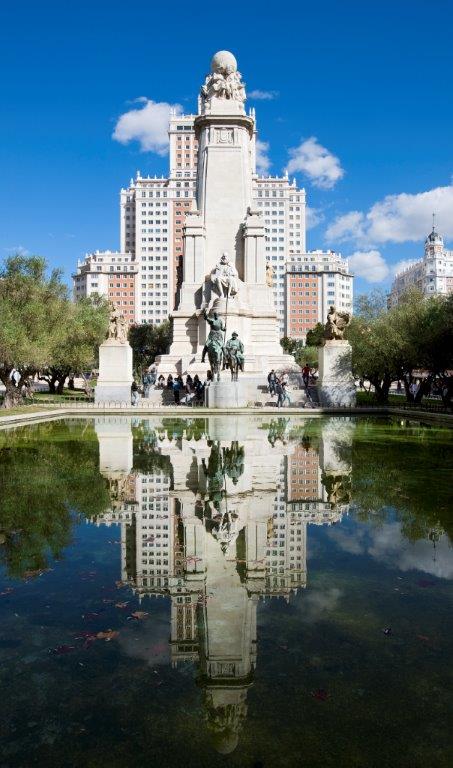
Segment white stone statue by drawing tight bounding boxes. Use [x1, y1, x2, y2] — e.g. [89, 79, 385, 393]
[201, 50, 246, 107]
[210, 252, 239, 298]
[107, 301, 128, 344]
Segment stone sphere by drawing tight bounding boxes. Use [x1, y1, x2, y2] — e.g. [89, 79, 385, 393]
[211, 50, 237, 76]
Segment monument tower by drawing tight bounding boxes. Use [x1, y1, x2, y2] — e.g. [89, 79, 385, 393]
[157, 51, 297, 393]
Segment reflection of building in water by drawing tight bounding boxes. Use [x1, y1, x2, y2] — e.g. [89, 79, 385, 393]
[94, 416, 352, 754]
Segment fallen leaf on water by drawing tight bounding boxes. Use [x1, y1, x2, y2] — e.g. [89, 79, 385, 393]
[50, 644, 76, 655]
[0, 587, 14, 596]
[82, 612, 101, 620]
[382, 627, 392, 635]
[417, 635, 431, 643]
[115, 602, 129, 609]
[311, 689, 328, 701]
[115, 580, 126, 589]
[96, 629, 119, 641]
[102, 599, 114, 604]
[128, 611, 149, 621]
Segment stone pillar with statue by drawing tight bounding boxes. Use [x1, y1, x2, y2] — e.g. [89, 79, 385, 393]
[95, 301, 133, 404]
[317, 306, 356, 407]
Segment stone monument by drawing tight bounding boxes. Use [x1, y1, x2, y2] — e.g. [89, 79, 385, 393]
[156, 50, 298, 403]
[95, 302, 133, 404]
[317, 306, 356, 407]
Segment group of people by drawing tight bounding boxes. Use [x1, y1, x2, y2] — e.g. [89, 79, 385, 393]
[161, 373, 207, 405]
[131, 365, 209, 406]
[267, 369, 291, 408]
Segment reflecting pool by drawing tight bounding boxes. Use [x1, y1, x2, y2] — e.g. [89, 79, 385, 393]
[1, 415, 452, 767]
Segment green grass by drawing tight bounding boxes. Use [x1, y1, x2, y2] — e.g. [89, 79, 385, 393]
[356, 390, 444, 407]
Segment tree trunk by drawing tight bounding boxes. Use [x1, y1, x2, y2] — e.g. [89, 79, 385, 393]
[56, 377, 66, 395]
[2, 379, 22, 409]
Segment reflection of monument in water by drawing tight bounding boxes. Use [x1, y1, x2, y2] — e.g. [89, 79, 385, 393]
[94, 416, 352, 754]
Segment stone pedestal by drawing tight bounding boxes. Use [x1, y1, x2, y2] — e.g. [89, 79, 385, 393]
[205, 380, 247, 408]
[95, 339, 133, 405]
[317, 341, 356, 407]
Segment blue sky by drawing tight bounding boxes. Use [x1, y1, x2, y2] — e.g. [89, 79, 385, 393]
[1, 0, 452, 297]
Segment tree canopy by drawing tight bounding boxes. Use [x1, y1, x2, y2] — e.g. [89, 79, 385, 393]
[347, 289, 453, 406]
[0, 254, 109, 406]
[128, 320, 172, 377]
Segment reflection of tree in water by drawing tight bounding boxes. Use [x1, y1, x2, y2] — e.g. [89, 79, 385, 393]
[0, 422, 110, 579]
[267, 417, 290, 447]
[201, 441, 245, 552]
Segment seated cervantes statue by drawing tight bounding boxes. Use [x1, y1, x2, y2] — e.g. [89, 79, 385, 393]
[323, 306, 351, 342]
[210, 252, 239, 298]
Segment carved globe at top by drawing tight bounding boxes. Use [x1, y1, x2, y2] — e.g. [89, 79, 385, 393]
[211, 50, 237, 76]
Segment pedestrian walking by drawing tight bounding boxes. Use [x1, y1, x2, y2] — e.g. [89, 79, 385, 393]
[302, 364, 310, 389]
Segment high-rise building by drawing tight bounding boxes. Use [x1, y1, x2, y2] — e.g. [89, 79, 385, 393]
[72, 250, 137, 323]
[388, 225, 453, 307]
[284, 250, 353, 341]
[76, 65, 310, 332]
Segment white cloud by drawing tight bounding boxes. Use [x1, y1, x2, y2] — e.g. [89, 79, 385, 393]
[255, 139, 271, 174]
[248, 89, 278, 100]
[326, 183, 453, 247]
[300, 587, 343, 623]
[348, 250, 389, 283]
[391, 258, 418, 276]
[113, 98, 183, 155]
[286, 137, 344, 190]
[306, 205, 325, 230]
[326, 211, 365, 242]
[329, 522, 453, 580]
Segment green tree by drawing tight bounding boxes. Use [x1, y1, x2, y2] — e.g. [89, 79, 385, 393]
[348, 289, 453, 406]
[305, 322, 324, 347]
[39, 295, 109, 394]
[0, 254, 68, 407]
[128, 320, 172, 378]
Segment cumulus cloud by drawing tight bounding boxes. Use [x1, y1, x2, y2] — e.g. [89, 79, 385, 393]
[328, 522, 453, 580]
[248, 89, 279, 100]
[113, 98, 183, 154]
[326, 183, 453, 247]
[300, 587, 343, 623]
[306, 205, 325, 230]
[255, 139, 271, 174]
[348, 250, 389, 283]
[286, 137, 344, 190]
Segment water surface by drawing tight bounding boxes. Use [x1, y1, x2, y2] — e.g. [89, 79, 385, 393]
[0, 415, 452, 767]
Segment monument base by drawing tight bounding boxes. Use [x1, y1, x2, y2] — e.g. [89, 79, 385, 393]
[95, 339, 133, 405]
[317, 341, 356, 407]
[205, 380, 247, 408]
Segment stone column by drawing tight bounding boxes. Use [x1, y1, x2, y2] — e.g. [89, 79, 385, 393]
[243, 209, 266, 286]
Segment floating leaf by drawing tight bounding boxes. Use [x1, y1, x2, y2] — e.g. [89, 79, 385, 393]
[115, 602, 129, 609]
[50, 644, 75, 655]
[128, 611, 149, 621]
[311, 689, 328, 701]
[96, 629, 119, 641]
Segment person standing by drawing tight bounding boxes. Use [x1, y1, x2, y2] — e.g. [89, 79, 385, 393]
[275, 379, 284, 408]
[131, 380, 139, 406]
[267, 369, 277, 395]
[302, 364, 310, 389]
